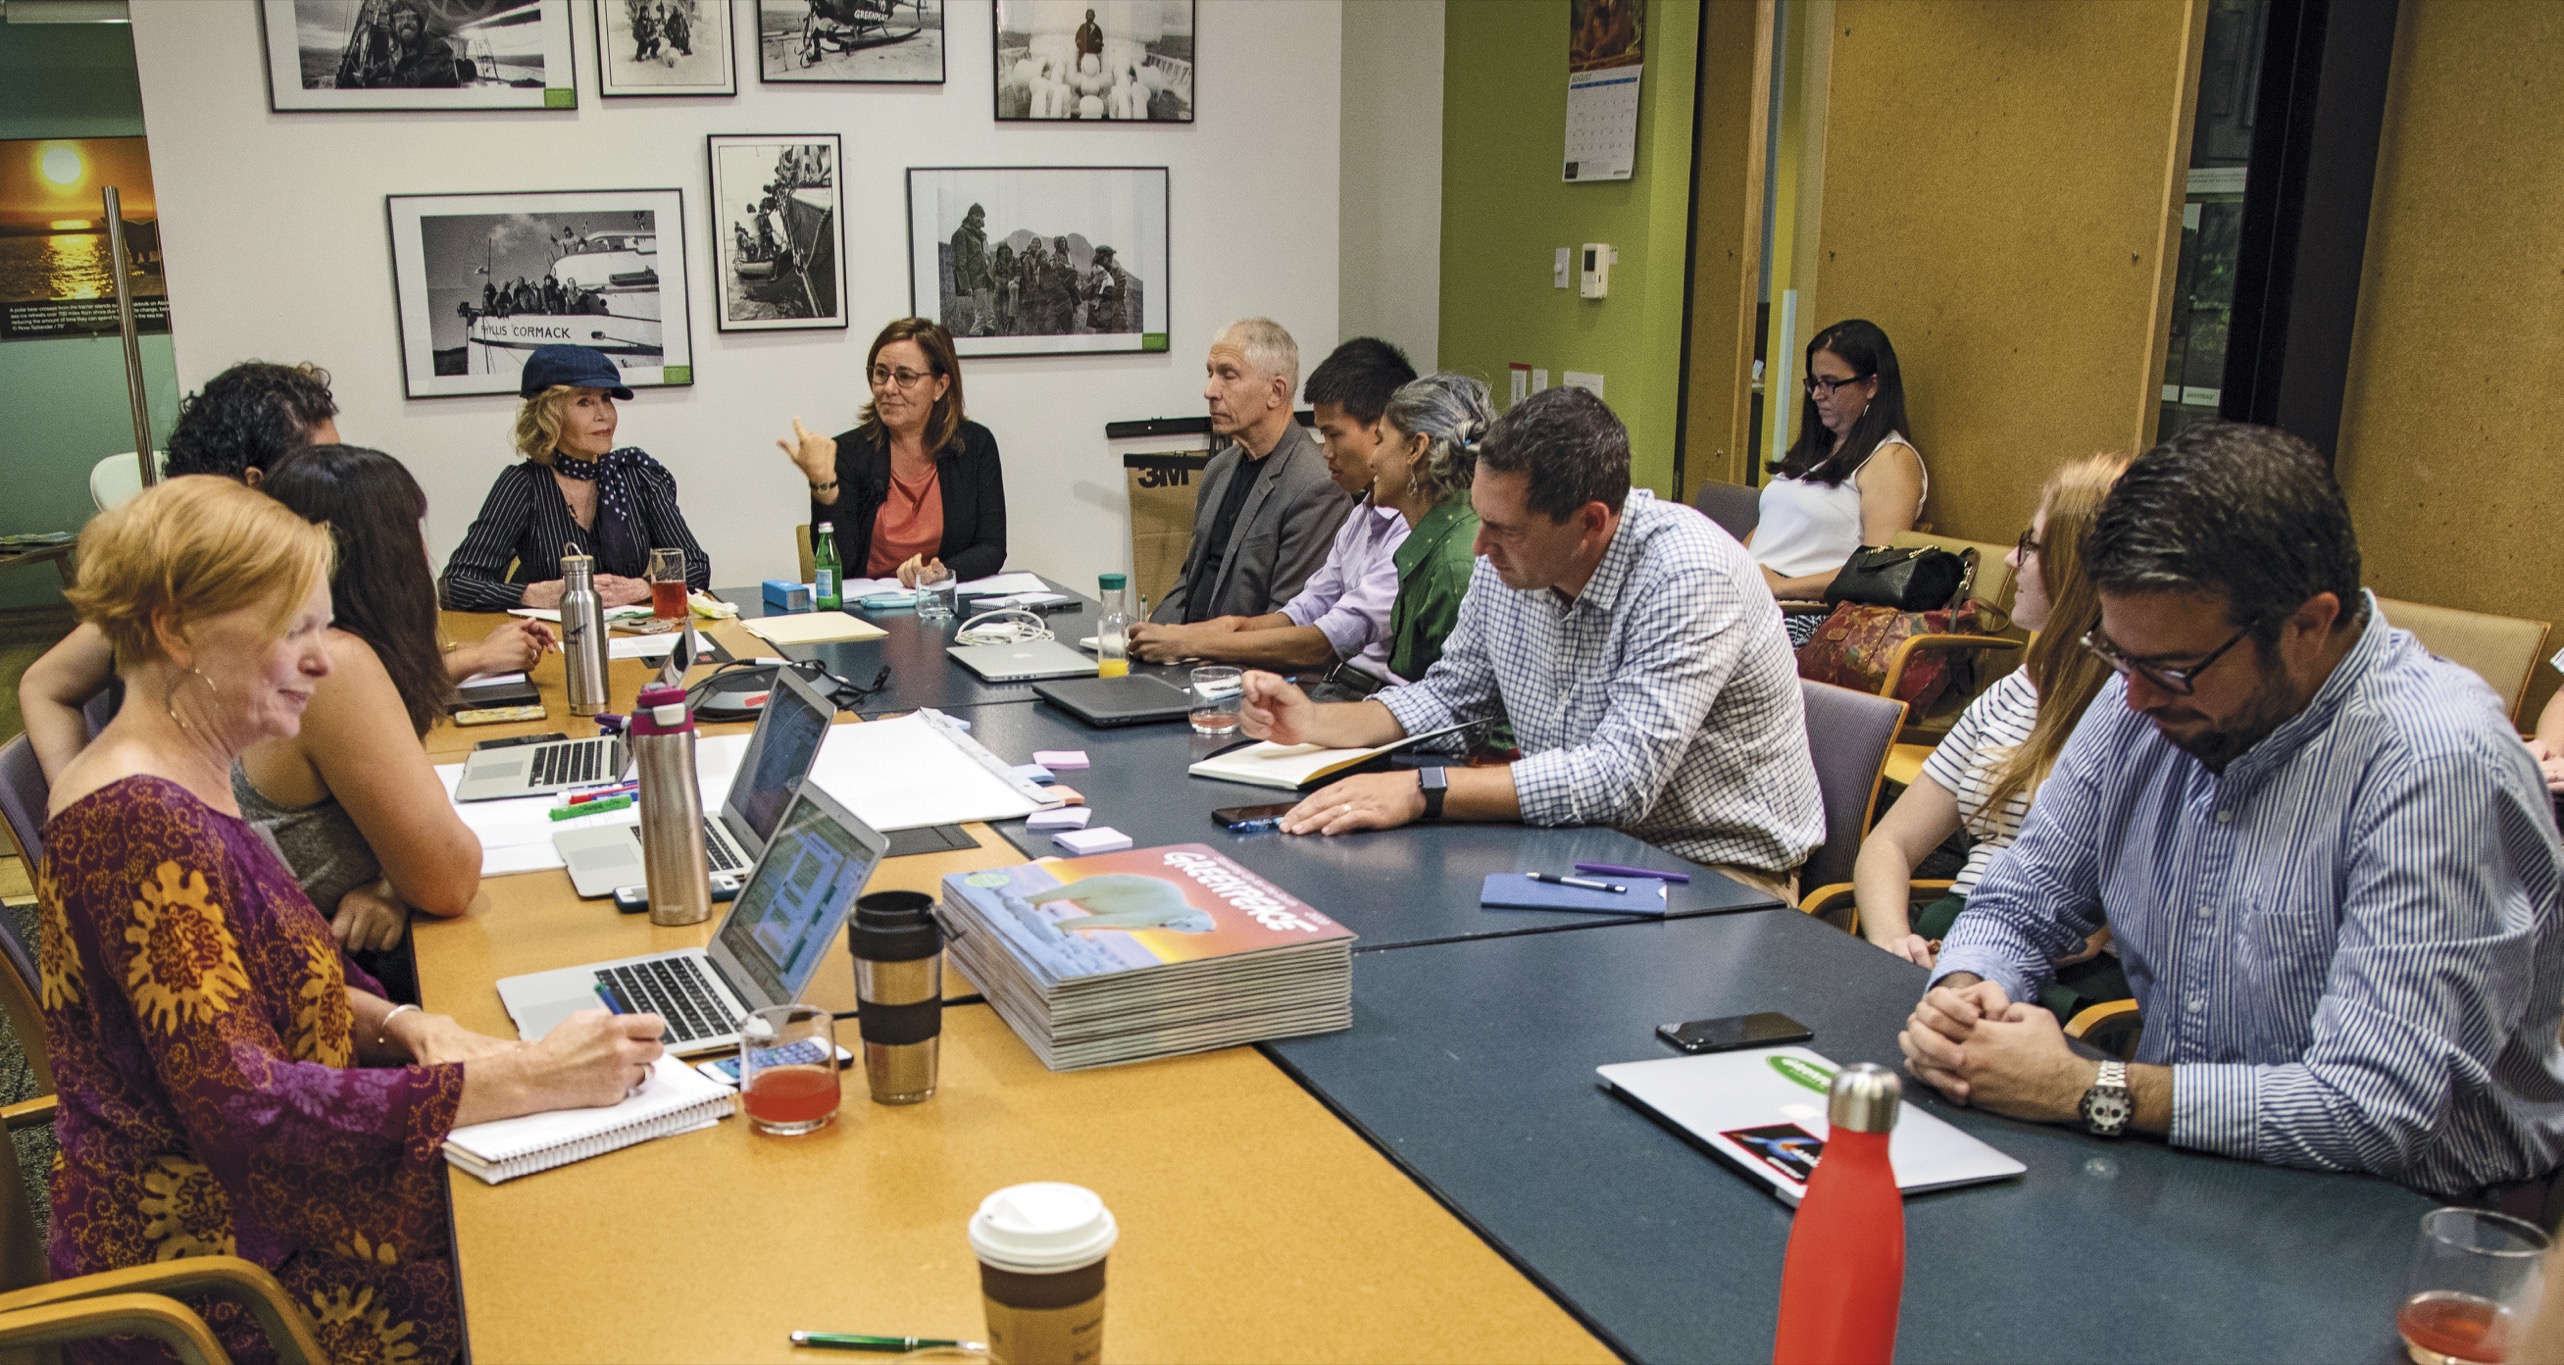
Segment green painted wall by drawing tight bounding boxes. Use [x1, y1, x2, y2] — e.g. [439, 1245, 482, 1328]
[0, 22, 180, 610]
[1436, 0, 1698, 494]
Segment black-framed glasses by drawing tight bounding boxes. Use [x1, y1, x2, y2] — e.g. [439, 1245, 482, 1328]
[2015, 527, 2042, 562]
[869, 366, 933, 390]
[1803, 372, 1868, 396]
[2079, 623, 2253, 697]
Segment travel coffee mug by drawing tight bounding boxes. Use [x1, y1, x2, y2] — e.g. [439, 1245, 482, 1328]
[968, 1182, 1116, 1365]
[851, 890, 942, 1104]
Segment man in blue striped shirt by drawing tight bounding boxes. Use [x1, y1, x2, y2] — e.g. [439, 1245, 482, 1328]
[1902, 423, 2564, 1197]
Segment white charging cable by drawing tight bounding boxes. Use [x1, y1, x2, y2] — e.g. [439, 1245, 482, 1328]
[954, 607, 1055, 647]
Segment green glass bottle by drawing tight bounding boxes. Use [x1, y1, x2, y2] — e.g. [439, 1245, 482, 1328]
[812, 521, 842, 611]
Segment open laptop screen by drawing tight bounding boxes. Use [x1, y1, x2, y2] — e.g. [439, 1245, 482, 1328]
[714, 787, 882, 1003]
[727, 670, 834, 847]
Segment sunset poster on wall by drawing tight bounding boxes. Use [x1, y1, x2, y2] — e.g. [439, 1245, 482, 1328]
[0, 137, 166, 340]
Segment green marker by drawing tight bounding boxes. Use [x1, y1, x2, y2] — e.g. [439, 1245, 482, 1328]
[549, 794, 634, 821]
[787, 1332, 985, 1353]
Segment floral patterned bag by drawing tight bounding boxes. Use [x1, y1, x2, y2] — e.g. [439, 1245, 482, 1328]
[1794, 600, 1989, 715]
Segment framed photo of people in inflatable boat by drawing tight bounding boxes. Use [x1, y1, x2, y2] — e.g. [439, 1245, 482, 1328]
[706, 134, 848, 332]
[385, 187, 696, 398]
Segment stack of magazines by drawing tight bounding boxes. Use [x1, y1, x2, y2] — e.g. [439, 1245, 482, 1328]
[939, 843, 1356, 1070]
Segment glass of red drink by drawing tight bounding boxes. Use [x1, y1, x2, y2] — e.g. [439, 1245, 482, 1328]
[2397, 1207, 2549, 1364]
[738, 1004, 841, 1136]
[648, 548, 688, 621]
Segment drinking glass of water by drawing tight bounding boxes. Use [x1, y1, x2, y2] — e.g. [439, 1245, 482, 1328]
[2396, 1207, 2548, 1364]
[1190, 665, 1243, 736]
[915, 564, 959, 621]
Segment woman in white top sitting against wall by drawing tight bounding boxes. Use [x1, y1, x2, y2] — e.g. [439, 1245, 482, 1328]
[1848, 451, 2134, 1021]
[1748, 319, 1928, 645]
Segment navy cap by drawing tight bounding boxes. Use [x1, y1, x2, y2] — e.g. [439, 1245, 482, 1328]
[519, 344, 634, 400]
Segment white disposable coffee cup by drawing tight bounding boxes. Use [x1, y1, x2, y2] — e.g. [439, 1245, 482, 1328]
[968, 1183, 1117, 1365]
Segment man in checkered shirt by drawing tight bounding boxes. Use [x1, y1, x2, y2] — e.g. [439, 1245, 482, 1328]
[1238, 385, 1823, 897]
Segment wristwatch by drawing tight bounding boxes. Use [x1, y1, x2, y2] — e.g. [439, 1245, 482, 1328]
[1416, 766, 1448, 822]
[2078, 1059, 2131, 1138]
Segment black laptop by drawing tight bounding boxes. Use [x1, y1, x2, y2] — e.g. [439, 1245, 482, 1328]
[1033, 674, 1194, 727]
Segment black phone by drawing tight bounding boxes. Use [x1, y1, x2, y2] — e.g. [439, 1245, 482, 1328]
[474, 731, 567, 751]
[1211, 802, 1297, 829]
[1657, 1011, 1814, 1054]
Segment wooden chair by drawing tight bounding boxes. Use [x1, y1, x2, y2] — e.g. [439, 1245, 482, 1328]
[1795, 879, 1954, 937]
[796, 523, 815, 585]
[2376, 597, 2551, 724]
[2066, 999, 2143, 1062]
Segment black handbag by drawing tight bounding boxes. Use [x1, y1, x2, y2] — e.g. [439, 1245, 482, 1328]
[1821, 544, 1975, 611]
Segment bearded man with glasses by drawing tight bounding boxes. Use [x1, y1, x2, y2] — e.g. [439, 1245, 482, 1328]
[1899, 421, 2564, 1201]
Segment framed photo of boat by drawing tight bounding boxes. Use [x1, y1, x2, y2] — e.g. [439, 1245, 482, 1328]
[707, 135, 846, 331]
[385, 188, 694, 399]
[757, 0, 945, 84]
[260, 0, 578, 112]
[596, 0, 737, 97]
[993, 0, 1192, 122]
[906, 166, 1169, 358]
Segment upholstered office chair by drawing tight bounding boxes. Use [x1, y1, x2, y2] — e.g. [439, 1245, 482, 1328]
[2376, 596, 2551, 723]
[1795, 681, 1907, 920]
[0, 740, 46, 1012]
[1691, 481, 1761, 544]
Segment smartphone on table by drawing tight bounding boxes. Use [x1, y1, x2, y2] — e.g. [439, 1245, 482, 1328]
[1211, 802, 1298, 831]
[1656, 1011, 1815, 1054]
[694, 1041, 854, 1087]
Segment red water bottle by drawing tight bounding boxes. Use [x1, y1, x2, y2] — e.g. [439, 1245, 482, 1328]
[1773, 1062, 1905, 1365]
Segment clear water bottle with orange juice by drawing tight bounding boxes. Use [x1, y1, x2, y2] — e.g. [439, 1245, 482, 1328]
[1096, 573, 1131, 678]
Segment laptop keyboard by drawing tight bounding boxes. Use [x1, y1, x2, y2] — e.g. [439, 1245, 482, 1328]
[598, 958, 738, 1045]
[530, 738, 618, 788]
[703, 821, 744, 873]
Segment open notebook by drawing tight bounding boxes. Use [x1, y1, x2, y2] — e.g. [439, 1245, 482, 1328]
[1185, 721, 1473, 791]
[443, 1056, 733, 1185]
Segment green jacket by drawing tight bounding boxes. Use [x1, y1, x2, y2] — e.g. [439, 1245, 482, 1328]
[1388, 497, 1480, 682]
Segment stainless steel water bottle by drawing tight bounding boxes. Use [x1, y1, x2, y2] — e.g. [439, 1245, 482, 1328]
[851, 890, 942, 1103]
[630, 683, 713, 927]
[559, 548, 609, 718]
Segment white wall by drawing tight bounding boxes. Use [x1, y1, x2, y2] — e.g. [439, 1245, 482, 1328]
[125, 0, 1342, 596]
[1337, 0, 1440, 369]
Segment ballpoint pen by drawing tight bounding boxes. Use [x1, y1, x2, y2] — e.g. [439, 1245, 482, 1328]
[1574, 861, 1692, 884]
[1529, 872, 1626, 893]
[593, 982, 626, 1014]
[788, 1332, 987, 1353]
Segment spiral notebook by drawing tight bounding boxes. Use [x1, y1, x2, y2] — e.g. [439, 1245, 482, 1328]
[442, 1056, 734, 1185]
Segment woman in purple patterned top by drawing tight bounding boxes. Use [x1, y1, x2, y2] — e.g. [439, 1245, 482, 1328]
[40, 477, 666, 1362]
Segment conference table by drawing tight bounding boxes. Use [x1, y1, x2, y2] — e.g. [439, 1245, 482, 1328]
[419, 591, 2432, 1363]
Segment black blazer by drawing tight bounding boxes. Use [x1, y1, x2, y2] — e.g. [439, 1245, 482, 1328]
[812, 419, 1008, 581]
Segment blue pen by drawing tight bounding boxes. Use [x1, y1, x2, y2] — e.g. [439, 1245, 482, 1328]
[594, 982, 626, 1014]
[1574, 861, 1691, 885]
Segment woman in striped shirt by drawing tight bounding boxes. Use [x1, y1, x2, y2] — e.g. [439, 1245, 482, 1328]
[1851, 452, 2130, 995]
[438, 344, 711, 611]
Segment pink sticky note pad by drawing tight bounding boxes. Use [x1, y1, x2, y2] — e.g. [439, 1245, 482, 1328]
[1032, 749, 1090, 771]
[1052, 826, 1131, 855]
[1047, 784, 1086, 807]
[1026, 806, 1092, 831]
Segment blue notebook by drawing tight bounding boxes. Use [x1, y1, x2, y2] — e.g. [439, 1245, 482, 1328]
[1479, 873, 1669, 916]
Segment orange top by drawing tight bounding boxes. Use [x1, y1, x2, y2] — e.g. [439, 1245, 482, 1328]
[869, 461, 944, 575]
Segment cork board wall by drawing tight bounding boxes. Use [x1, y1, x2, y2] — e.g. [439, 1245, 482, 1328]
[2336, 0, 2564, 722]
[1802, 0, 2204, 545]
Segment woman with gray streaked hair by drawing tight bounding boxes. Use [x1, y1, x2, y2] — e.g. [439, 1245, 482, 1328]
[1370, 372, 1495, 680]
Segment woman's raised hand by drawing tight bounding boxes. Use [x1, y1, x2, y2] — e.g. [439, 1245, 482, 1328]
[778, 418, 838, 486]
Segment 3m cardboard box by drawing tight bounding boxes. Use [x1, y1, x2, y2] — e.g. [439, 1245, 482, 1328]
[1124, 451, 1208, 612]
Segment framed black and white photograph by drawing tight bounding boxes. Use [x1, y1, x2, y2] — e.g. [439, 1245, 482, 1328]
[707, 135, 846, 331]
[259, 0, 577, 112]
[906, 166, 1168, 357]
[993, 0, 1192, 122]
[757, 0, 944, 84]
[385, 188, 693, 399]
[595, 0, 736, 97]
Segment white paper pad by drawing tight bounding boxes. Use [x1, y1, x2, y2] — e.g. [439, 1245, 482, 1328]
[805, 714, 1054, 831]
[957, 572, 1051, 597]
[740, 612, 889, 647]
[508, 605, 651, 624]
[440, 733, 749, 876]
[606, 629, 701, 660]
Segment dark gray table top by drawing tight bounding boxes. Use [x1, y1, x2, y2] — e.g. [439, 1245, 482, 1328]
[1263, 908, 2429, 1364]
[714, 580, 1191, 714]
[938, 699, 1785, 953]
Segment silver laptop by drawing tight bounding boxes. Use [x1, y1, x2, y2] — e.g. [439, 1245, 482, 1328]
[496, 781, 887, 1055]
[453, 731, 628, 803]
[551, 665, 834, 898]
[947, 638, 1100, 683]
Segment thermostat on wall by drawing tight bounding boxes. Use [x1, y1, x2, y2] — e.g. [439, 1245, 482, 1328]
[1580, 244, 1617, 299]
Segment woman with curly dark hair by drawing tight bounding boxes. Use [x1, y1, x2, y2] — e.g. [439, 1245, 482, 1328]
[161, 359, 342, 483]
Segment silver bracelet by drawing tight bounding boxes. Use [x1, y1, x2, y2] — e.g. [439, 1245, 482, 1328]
[377, 1002, 423, 1051]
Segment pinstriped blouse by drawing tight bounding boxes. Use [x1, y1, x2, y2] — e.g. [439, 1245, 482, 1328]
[437, 451, 710, 611]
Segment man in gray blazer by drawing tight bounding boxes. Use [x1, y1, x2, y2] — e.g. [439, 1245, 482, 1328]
[1153, 318, 1353, 623]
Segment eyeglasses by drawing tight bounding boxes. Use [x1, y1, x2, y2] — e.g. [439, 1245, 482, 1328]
[869, 366, 934, 390]
[1803, 372, 1868, 396]
[2015, 528, 2043, 562]
[2079, 623, 2254, 697]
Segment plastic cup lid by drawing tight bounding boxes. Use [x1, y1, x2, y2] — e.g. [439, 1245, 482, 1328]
[968, 1182, 1117, 1272]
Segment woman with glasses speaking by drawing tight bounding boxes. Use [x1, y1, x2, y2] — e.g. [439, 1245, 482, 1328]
[778, 318, 1008, 588]
[1746, 318, 1928, 644]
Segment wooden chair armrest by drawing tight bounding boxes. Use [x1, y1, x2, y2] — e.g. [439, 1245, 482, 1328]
[0, 1098, 55, 1135]
[0, 1293, 230, 1365]
[1910, 880, 1956, 896]
[2064, 998, 2143, 1038]
[1880, 633, 2027, 700]
[1778, 600, 1835, 615]
[0, 1258, 324, 1365]
[1796, 882, 1855, 917]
